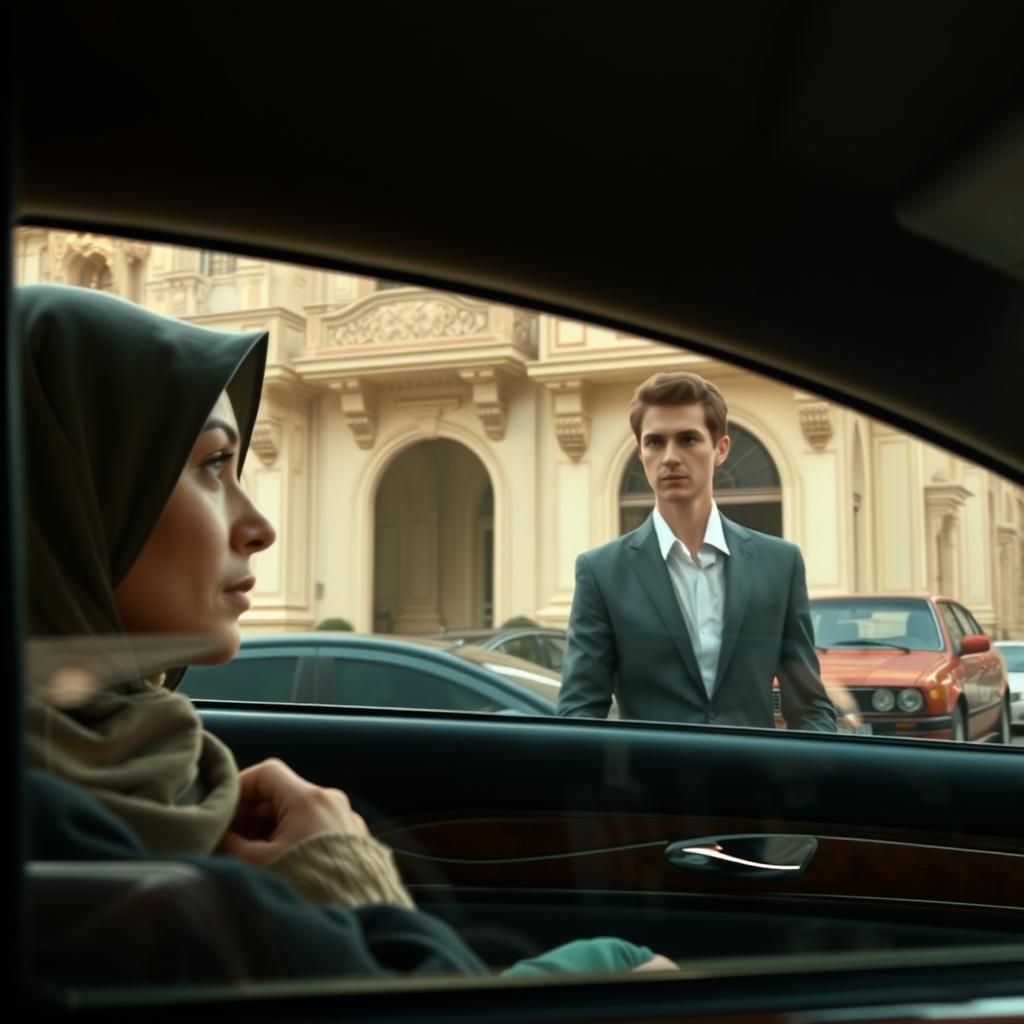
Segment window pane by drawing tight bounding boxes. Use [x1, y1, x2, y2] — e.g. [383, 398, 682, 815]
[180, 657, 301, 702]
[496, 636, 537, 662]
[939, 603, 966, 646]
[324, 658, 499, 712]
[540, 636, 566, 672]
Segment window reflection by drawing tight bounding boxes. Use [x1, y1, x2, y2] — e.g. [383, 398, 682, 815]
[13, 226, 1023, 744]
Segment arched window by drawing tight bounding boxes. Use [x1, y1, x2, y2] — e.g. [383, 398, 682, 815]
[619, 424, 783, 536]
[76, 254, 114, 292]
[201, 251, 237, 275]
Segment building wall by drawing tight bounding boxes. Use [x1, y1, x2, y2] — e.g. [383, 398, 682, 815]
[14, 227, 1024, 640]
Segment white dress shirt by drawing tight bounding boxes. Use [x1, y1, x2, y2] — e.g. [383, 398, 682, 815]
[652, 502, 730, 698]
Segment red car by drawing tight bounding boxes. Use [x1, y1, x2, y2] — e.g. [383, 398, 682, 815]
[808, 595, 1011, 742]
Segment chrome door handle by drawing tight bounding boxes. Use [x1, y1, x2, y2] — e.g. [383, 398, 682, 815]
[664, 834, 817, 880]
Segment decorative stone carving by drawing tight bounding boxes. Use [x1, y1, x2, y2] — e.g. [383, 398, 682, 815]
[65, 232, 116, 263]
[512, 310, 539, 354]
[250, 419, 283, 467]
[555, 415, 590, 461]
[798, 401, 833, 450]
[546, 380, 591, 461]
[121, 241, 150, 264]
[331, 379, 377, 449]
[63, 232, 118, 291]
[458, 368, 507, 440]
[325, 291, 489, 347]
[395, 397, 461, 439]
[925, 482, 973, 521]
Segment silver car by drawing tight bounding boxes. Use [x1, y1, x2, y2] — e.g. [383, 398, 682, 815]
[994, 641, 1024, 731]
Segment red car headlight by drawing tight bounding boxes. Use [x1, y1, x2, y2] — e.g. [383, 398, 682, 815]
[897, 688, 925, 713]
[871, 689, 896, 712]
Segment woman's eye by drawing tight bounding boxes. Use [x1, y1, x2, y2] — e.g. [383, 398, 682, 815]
[201, 451, 233, 476]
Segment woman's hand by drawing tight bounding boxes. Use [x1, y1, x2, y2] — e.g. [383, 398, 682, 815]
[218, 757, 368, 866]
[632, 953, 678, 972]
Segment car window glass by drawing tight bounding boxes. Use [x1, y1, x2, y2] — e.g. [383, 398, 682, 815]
[180, 657, 301, 702]
[540, 636, 566, 672]
[14, 224, 1021, 749]
[938, 603, 967, 649]
[955, 604, 983, 636]
[497, 635, 538, 662]
[323, 658, 501, 713]
[999, 645, 1024, 672]
[12, 214, 1024, 1015]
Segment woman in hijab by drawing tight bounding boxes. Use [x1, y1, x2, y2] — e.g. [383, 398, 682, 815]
[19, 283, 673, 987]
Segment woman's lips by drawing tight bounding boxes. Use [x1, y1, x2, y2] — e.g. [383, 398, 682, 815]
[223, 576, 255, 611]
[223, 590, 252, 611]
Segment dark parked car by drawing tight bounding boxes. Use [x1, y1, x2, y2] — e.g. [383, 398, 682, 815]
[180, 633, 560, 715]
[810, 595, 1011, 742]
[438, 627, 567, 672]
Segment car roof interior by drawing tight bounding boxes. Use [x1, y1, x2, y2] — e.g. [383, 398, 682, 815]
[9, 1, 1024, 483]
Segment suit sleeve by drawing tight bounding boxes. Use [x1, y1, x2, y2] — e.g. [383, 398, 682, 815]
[557, 553, 616, 719]
[778, 549, 837, 732]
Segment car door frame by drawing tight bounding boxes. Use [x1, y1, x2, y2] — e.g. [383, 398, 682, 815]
[950, 601, 1004, 737]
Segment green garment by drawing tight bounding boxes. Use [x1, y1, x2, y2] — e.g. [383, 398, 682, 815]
[18, 283, 267, 853]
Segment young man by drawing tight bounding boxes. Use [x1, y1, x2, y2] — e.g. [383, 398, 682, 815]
[557, 371, 836, 731]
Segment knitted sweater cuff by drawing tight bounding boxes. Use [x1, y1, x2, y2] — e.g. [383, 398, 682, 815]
[268, 831, 415, 909]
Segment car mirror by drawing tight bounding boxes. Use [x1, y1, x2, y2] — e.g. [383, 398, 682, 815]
[960, 634, 990, 655]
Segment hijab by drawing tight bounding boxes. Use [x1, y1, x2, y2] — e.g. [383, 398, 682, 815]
[19, 284, 268, 854]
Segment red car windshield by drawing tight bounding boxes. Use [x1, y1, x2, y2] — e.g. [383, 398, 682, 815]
[810, 599, 943, 653]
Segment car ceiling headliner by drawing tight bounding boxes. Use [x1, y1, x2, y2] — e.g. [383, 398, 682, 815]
[10, 1, 1024, 479]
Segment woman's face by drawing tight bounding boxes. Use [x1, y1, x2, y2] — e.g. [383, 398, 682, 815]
[114, 391, 276, 662]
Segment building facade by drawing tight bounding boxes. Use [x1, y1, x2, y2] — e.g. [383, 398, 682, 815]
[15, 228, 1024, 639]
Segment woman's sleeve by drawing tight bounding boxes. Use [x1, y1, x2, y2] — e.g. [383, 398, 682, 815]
[26, 770, 487, 983]
[266, 830, 415, 909]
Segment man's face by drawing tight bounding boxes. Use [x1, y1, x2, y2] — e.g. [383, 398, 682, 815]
[638, 402, 730, 510]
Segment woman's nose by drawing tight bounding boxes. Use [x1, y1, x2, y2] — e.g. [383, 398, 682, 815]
[233, 496, 277, 553]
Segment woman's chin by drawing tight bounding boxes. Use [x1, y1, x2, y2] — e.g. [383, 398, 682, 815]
[191, 626, 241, 665]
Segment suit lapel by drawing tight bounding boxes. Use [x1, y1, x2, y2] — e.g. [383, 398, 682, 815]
[715, 516, 756, 689]
[626, 517, 705, 695]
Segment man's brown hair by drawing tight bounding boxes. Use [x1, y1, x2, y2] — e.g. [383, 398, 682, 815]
[628, 371, 728, 443]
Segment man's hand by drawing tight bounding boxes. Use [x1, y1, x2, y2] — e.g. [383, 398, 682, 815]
[219, 758, 368, 866]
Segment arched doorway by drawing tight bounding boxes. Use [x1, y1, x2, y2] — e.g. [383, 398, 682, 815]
[619, 423, 783, 536]
[373, 439, 494, 634]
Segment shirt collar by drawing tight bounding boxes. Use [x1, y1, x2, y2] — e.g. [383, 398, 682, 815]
[652, 502, 731, 562]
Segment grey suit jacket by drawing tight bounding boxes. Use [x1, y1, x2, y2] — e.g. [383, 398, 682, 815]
[557, 514, 837, 731]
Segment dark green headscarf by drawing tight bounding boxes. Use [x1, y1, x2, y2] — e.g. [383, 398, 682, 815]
[19, 283, 267, 637]
[18, 284, 268, 854]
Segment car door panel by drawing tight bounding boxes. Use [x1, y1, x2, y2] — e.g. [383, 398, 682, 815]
[955, 604, 1006, 730]
[195, 705, 1024, 964]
